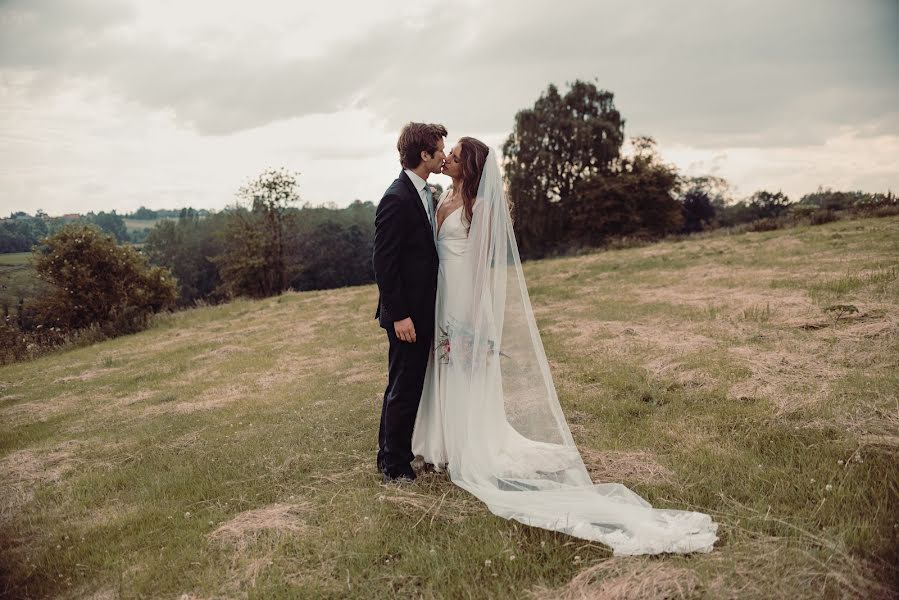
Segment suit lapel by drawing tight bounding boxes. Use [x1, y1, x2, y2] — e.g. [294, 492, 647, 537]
[399, 171, 434, 236]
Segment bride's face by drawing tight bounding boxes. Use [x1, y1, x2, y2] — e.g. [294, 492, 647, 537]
[442, 143, 463, 179]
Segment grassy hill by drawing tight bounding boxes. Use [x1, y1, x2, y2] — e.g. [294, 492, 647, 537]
[1, 217, 897, 599]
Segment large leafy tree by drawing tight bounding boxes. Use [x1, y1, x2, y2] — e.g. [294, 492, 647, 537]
[503, 80, 625, 257]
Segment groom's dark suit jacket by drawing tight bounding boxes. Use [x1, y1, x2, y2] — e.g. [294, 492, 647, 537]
[372, 171, 439, 331]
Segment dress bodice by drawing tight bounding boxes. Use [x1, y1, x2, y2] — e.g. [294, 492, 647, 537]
[436, 193, 468, 261]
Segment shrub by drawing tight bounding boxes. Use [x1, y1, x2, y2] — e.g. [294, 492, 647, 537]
[30, 224, 177, 336]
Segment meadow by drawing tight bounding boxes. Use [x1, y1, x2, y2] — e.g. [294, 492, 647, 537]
[0, 216, 897, 599]
[0, 252, 45, 309]
[122, 218, 174, 233]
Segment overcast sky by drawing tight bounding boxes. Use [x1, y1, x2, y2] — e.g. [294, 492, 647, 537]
[1, 0, 897, 216]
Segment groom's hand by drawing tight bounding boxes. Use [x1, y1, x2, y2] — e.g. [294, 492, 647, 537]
[394, 318, 416, 343]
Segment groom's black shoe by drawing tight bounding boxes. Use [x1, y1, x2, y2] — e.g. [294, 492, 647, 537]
[381, 472, 416, 485]
[381, 463, 416, 484]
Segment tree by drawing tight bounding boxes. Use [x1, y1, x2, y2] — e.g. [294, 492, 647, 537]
[0, 216, 48, 252]
[504, 80, 625, 257]
[131, 206, 158, 219]
[290, 222, 373, 291]
[143, 210, 225, 305]
[215, 168, 300, 298]
[680, 189, 716, 233]
[749, 190, 791, 220]
[679, 176, 728, 233]
[31, 224, 176, 333]
[87, 210, 128, 242]
[570, 137, 682, 245]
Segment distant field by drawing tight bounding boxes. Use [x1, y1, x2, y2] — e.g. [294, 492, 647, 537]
[0, 252, 44, 308]
[122, 217, 173, 232]
[0, 253, 31, 267]
[1, 216, 896, 598]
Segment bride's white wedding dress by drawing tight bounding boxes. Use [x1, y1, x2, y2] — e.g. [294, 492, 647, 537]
[412, 150, 718, 556]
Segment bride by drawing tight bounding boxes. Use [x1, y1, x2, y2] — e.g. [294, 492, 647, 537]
[411, 137, 718, 556]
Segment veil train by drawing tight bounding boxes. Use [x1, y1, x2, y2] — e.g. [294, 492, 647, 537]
[439, 148, 718, 556]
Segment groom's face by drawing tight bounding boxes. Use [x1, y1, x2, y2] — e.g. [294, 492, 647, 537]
[421, 139, 446, 175]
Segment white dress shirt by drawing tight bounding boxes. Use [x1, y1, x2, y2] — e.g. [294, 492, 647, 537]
[404, 168, 432, 218]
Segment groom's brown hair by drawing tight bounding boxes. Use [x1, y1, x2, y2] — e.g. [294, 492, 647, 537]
[397, 122, 447, 169]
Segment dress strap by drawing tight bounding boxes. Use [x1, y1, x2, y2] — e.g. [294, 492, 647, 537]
[435, 189, 451, 210]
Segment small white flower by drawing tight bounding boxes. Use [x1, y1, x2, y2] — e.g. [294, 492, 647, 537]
[825, 484, 833, 492]
[810, 478, 815, 483]
[184, 511, 191, 518]
[484, 559, 492, 566]
[574, 555, 582, 563]
[540, 541, 546, 548]
[837, 459, 844, 465]
[510, 555, 516, 561]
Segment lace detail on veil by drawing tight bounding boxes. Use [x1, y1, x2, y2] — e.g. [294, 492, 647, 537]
[439, 148, 718, 556]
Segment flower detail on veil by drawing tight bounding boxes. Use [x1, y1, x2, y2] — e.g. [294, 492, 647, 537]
[436, 318, 508, 365]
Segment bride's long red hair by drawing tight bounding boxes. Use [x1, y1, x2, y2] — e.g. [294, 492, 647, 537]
[458, 136, 490, 227]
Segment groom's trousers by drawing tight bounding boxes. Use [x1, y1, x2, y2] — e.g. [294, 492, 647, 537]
[378, 325, 433, 478]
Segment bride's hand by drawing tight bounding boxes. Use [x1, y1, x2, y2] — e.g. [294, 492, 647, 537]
[394, 317, 416, 343]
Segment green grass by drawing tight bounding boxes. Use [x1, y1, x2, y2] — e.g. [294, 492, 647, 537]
[0, 252, 45, 309]
[122, 217, 174, 232]
[1, 217, 897, 598]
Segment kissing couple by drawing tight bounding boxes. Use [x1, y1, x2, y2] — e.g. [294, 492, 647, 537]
[372, 122, 718, 555]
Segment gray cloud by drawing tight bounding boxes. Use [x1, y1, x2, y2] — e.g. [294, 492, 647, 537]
[1, 0, 897, 148]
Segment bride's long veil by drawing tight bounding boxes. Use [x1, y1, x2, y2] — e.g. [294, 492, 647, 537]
[441, 148, 718, 555]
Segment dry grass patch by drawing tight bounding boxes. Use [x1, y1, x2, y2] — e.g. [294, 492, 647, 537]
[208, 501, 315, 549]
[53, 366, 122, 385]
[192, 344, 243, 361]
[377, 484, 484, 526]
[580, 449, 674, 487]
[0, 392, 80, 428]
[532, 558, 701, 600]
[726, 345, 846, 412]
[205, 501, 321, 593]
[536, 532, 893, 600]
[139, 382, 253, 417]
[0, 439, 83, 522]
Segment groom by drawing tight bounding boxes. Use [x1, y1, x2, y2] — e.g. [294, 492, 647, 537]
[372, 122, 446, 482]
